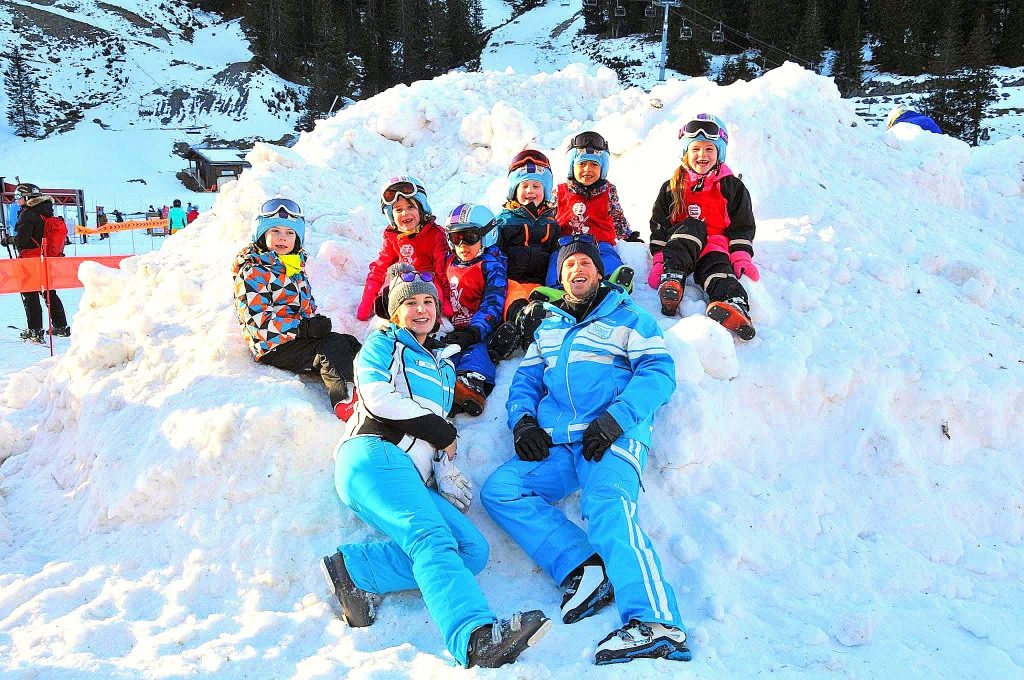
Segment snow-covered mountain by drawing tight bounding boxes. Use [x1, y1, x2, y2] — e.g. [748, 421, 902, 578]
[1, 61, 1022, 677]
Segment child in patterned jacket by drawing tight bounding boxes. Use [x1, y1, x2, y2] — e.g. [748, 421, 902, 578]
[232, 198, 361, 419]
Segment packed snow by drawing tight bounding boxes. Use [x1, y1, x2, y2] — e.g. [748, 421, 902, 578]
[1, 62, 1023, 679]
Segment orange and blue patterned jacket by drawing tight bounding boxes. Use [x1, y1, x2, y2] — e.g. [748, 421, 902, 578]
[232, 243, 317, 361]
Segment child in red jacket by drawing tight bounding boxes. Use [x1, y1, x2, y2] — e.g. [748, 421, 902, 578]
[356, 176, 452, 320]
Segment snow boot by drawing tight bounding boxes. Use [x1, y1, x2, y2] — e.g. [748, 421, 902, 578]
[528, 286, 564, 304]
[561, 557, 614, 624]
[594, 620, 692, 665]
[454, 372, 488, 417]
[51, 326, 71, 338]
[20, 328, 44, 344]
[706, 297, 755, 341]
[488, 321, 523, 362]
[518, 301, 548, 350]
[334, 387, 358, 422]
[467, 610, 551, 668]
[321, 551, 382, 627]
[609, 265, 634, 293]
[657, 273, 686, 317]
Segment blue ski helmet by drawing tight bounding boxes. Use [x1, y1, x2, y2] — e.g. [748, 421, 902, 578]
[507, 150, 554, 203]
[252, 197, 306, 248]
[380, 175, 431, 227]
[567, 130, 610, 180]
[445, 203, 497, 248]
[679, 113, 728, 163]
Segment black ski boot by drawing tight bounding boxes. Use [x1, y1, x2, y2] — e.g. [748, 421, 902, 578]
[467, 610, 551, 668]
[488, 321, 523, 362]
[51, 326, 71, 338]
[561, 555, 614, 624]
[594, 620, 691, 665]
[321, 551, 382, 627]
[20, 328, 44, 344]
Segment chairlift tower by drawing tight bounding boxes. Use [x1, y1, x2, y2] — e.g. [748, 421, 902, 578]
[650, 0, 681, 82]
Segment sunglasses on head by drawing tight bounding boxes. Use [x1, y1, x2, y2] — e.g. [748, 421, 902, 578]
[568, 131, 608, 151]
[259, 198, 303, 218]
[381, 180, 423, 206]
[448, 229, 483, 246]
[398, 271, 434, 283]
[557, 233, 598, 247]
[679, 118, 727, 142]
[509, 151, 551, 172]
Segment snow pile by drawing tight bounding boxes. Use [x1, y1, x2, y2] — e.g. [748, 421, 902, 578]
[1, 63, 1023, 677]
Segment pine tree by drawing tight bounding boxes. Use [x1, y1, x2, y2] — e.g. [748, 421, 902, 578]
[831, 0, 863, 96]
[930, 0, 964, 74]
[960, 13, 997, 144]
[4, 46, 42, 138]
[997, 0, 1024, 66]
[298, 0, 356, 131]
[793, 0, 825, 70]
[717, 53, 759, 85]
[242, 0, 301, 79]
[748, 0, 793, 67]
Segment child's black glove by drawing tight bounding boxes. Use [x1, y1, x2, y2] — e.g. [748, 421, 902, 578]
[582, 412, 623, 462]
[671, 216, 707, 237]
[623, 231, 645, 243]
[514, 416, 553, 461]
[443, 326, 481, 349]
[298, 314, 332, 339]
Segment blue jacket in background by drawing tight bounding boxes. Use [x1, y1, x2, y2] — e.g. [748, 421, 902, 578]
[893, 110, 942, 134]
[506, 285, 675, 473]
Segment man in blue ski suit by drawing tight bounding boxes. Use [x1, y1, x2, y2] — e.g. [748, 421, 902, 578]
[481, 234, 692, 665]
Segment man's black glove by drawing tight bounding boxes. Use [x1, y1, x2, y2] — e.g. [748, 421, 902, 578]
[623, 231, 645, 243]
[582, 412, 624, 462]
[443, 326, 481, 349]
[514, 416, 553, 462]
[298, 314, 332, 339]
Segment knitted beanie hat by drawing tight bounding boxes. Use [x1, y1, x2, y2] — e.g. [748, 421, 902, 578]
[556, 237, 604, 280]
[387, 269, 440, 318]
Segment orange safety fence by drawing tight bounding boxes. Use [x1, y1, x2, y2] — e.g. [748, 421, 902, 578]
[0, 255, 130, 294]
[76, 218, 167, 235]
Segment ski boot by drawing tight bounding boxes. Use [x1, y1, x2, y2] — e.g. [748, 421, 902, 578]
[488, 321, 523, 362]
[20, 328, 45, 344]
[321, 550, 383, 627]
[528, 286, 564, 304]
[454, 372, 488, 417]
[608, 265, 635, 294]
[561, 555, 614, 624]
[51, 326, 71, 338]
[595, 619, 691, 665]
[657, 273, 687, 317]
[706, 297, 755, 341]
[334, 387, 359, 422]
[467, 610, 551, 668]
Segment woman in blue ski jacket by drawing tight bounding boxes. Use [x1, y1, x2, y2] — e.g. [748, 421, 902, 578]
[321, 268, 550, 669]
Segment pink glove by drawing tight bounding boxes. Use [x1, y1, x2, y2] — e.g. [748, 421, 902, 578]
[647, 252, 664, 289]
[730, 252, 760, 282]
[356, 286, 377, 321]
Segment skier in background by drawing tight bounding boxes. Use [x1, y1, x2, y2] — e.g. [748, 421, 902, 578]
[168, 199, 187, 235]
[886, 105, 942, 134]
[12, 183, 70, 342]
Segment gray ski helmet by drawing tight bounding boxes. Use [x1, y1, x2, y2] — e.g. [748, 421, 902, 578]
[15, 183, 41, 200]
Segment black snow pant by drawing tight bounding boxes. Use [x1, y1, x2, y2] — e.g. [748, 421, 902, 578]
[22, 290, 68, 331]
[663, 218, 748, 305]
[260, 332, 361, 407]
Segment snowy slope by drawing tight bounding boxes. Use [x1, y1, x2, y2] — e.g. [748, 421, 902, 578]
[1, 63, 1024, 678]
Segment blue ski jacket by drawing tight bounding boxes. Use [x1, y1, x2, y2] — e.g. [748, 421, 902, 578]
[347, 324, 458, 481]
[507, 285, 675, 468]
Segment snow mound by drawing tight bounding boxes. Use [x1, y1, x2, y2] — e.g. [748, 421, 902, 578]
[1, 63, 1023, 677]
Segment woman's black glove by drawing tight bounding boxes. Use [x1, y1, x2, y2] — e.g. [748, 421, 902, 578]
[582, 412, 623, 462]
[298, 314, 332, 339]
[443, 326, 481, 349]
[514, 416, 553, 462]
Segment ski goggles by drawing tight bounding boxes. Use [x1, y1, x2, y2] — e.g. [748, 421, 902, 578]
[397, 271, 434, 283]
[259, 198, 303, 219]
[509, 151, 551, 171]
[568, 131, 608, 151]
[381, 179, 424, 206]
[679, 118, 727, 142]
[557, 233, 598, 247]
[448, 229, 484, 246]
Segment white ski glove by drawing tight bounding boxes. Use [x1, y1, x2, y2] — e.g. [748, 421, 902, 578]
[432, 452, 474, 512]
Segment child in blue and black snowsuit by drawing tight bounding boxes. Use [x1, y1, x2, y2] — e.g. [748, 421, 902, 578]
[438, 203, 508, 417]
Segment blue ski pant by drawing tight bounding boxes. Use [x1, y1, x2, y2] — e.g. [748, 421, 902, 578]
[481, 442, 682, 628]
[545, 241, 624, 286]
[453, 342, 496, 385]
[334, 435, 495, 666]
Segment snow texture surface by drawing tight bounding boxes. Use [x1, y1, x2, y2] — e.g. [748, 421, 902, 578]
[1, 63, 1023, 679]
